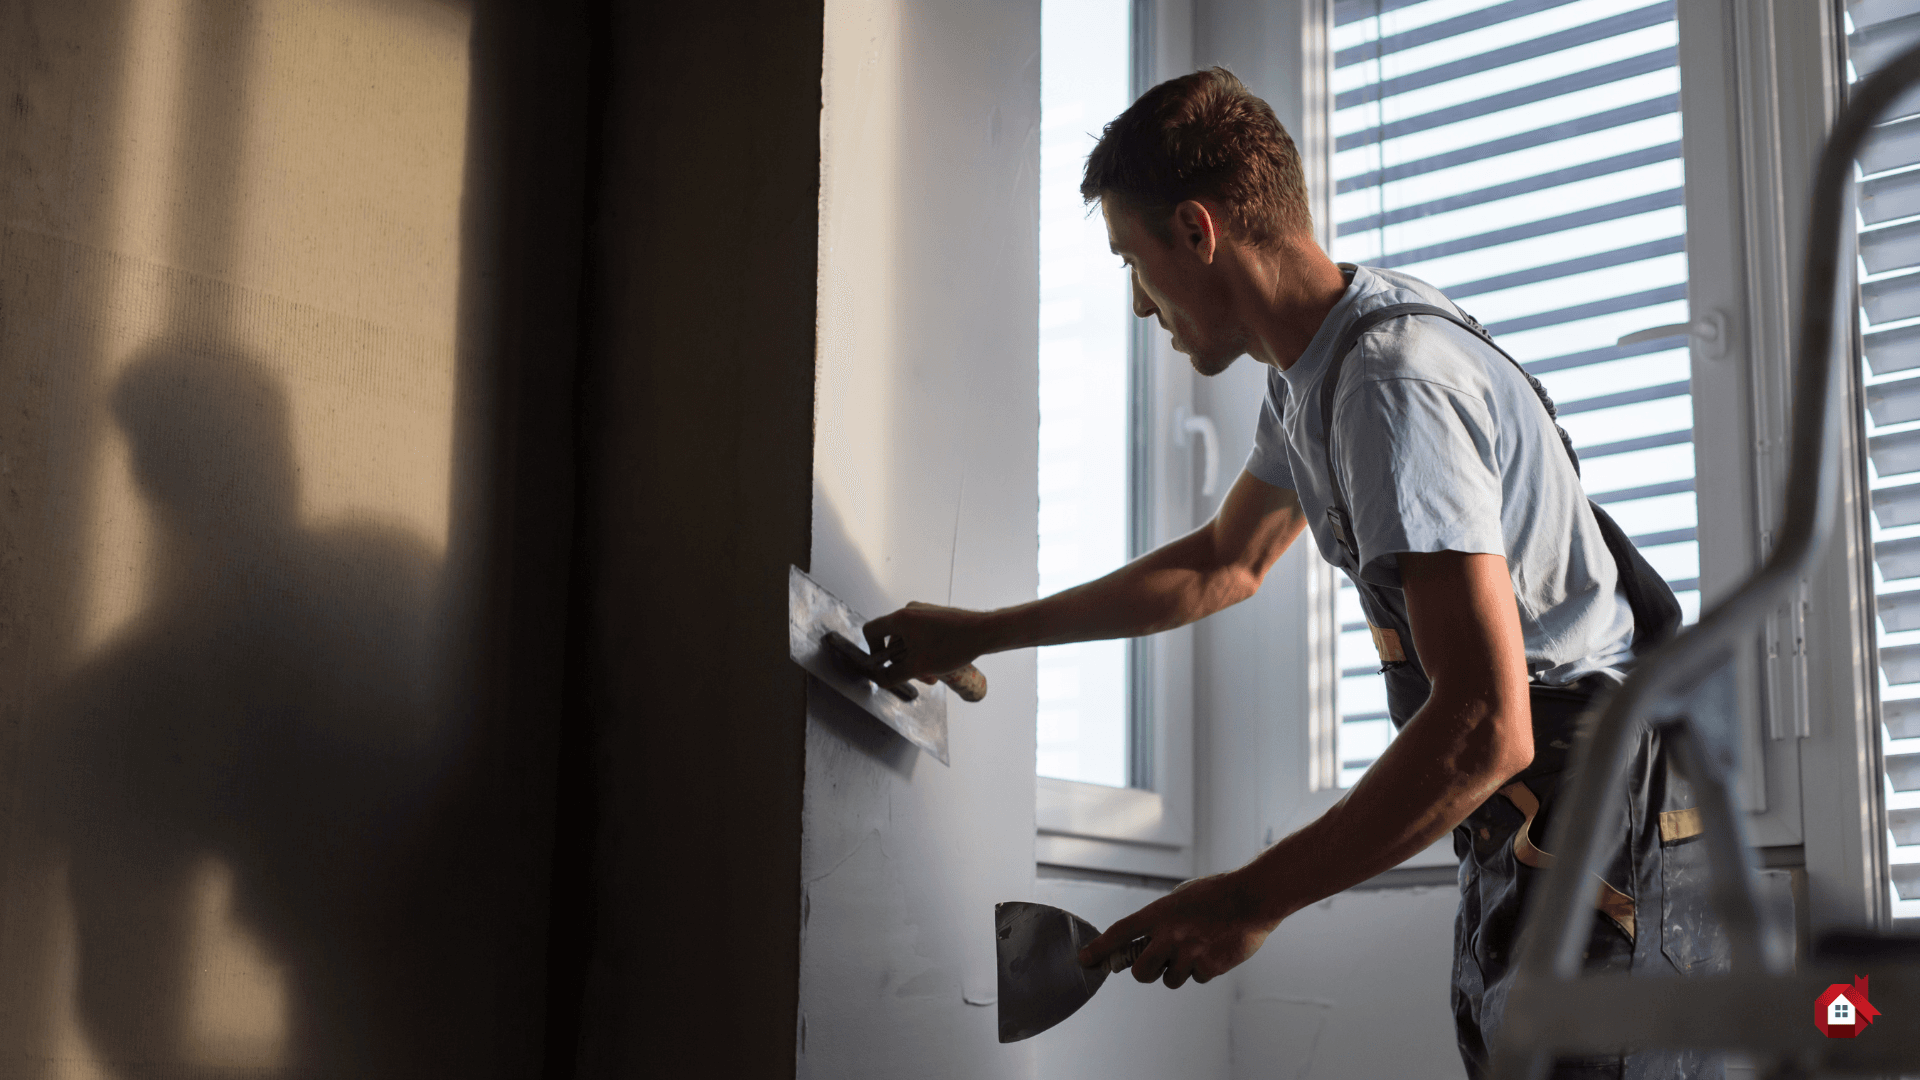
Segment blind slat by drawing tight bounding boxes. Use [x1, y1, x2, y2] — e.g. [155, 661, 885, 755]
[1869, 427, 1920, 476]
[1371, 189, 1683, 267]
[1881, 589, 1920, 631]
[1874, 481, 1920, 527]
[1890, 808, 1920, 846]
[1875, 534, 1920, 580]
[1850, 13, 1920, 76]
[1883, 644, 1920, 685]
[1579, 427, 1691, 459]
[1866, 321, 1920, 375]
[1551, 378, 1689, 416]
[1860, 167, 1920, 225]
[1868, 374, 1920, 426]
[1887, 698, 1920, 739]
[1591, 477, 1694, 504]
[1863, 271, 1920, 325]
[1860, 217, 1920, 274]
[1444, 236, 1684, 298]
[1482, 284, 1686, 337]
[1860, 112, 1920, 175]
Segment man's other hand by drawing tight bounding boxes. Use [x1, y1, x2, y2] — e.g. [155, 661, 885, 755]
[861, 601, 987, 687]
[1077, 871, 1278, 989]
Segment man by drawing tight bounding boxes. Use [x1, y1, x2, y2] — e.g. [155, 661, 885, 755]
[864, 68, 1723, 1078]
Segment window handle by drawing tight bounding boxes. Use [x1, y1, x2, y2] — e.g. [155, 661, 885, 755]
[1172, 405, 1220, 497]
[1615, 310, 1728, 359]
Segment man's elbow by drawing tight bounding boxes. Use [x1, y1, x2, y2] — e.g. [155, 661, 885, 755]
[1484, 701, 1534, 781]
[1454, 693, 1533, 783]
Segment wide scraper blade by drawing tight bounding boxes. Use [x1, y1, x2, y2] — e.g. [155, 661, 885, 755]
[995, 901, 1109, 1043]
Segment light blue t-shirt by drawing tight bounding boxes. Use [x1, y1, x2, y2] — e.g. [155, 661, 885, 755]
[1245, 264, 1635, 685]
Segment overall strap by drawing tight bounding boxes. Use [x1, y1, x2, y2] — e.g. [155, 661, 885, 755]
[1317, 303, 1580, 478]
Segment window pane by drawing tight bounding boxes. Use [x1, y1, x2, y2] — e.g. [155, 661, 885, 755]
[1330, 0, 1696, 786]
[1845, 0, 1920, 922]
[1037, 0, 1132, 787]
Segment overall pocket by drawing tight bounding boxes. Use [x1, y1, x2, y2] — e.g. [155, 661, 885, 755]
[1657, 806, 1730, 975]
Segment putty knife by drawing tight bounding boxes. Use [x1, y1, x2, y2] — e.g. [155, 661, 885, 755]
[995, 901, 1146, 1043]
[787, 565, 987, 765]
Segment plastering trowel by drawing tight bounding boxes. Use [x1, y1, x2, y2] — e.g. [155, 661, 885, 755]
[995, 901, 1146, 1043]
[787, 565, 987, 765]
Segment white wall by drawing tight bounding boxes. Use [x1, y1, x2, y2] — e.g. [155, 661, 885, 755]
[803, 0, 1045, 1074]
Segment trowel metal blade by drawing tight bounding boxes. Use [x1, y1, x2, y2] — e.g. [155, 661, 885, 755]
[788, 565, 948, 764]
[995, 901, 1109, 1043]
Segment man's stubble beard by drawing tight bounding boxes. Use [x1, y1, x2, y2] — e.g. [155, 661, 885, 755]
[1185, 327, 1250, 377]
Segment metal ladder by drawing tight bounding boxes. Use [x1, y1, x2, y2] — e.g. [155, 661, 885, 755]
[1488, 39, 1920, 1080]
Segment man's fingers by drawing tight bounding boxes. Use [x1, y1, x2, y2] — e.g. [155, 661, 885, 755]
[861, 615, 896, 658]
[1162, 960, 1192, 990]
[1079, 911, 1149, 967]
[1131, 934, 1175, 984]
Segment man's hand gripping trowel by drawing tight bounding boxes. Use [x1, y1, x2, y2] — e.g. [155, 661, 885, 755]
[788, 566, 987, 765]
[994, 902, 1147, 1043]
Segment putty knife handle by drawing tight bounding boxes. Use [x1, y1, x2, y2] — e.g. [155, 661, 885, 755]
[942, 664, 988, 703]
[1105, 937, 1148, 974]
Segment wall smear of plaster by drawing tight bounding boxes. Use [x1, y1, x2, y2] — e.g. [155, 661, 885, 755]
[803, 0, 1043, 1075]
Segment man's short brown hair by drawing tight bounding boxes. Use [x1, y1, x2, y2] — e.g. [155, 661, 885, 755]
[1080, 67, 1312, 249]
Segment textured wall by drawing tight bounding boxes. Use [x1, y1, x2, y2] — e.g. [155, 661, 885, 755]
[0, 1, 589, 1075]
[800, 0, 1045, 1074]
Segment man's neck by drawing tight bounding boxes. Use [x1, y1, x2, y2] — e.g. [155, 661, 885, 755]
[1237, 240, 1350, 371]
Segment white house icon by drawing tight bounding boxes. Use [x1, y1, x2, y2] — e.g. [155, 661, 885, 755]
[1829, 997, 1855, 1027]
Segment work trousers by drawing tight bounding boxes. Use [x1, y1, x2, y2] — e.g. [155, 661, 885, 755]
[1448, 680, 1729, 1080]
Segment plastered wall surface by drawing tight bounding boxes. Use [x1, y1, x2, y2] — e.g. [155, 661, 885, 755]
[803, 0, 1047, 1074]
[0, 2, 587, 1075]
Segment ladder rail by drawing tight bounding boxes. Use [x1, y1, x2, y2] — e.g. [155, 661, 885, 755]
[1488, 38, 1920, 1080]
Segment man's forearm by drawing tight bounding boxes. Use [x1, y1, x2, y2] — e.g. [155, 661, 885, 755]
[1237, 686, 1531, 925]
[976, 525, 1261, 654]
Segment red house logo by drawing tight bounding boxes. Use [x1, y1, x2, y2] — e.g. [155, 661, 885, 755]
[1815, 976, 1880, 1038]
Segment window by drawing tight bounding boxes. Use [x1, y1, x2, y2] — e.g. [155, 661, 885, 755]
[1037, 0, 1137, 790]
[1326, 0, 1700, 785]
[1033, 0, 1198, 879]
[1845, 0, 1920, 920]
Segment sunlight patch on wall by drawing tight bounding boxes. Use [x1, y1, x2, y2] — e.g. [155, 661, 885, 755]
[815, 0, 906, 601]
[181, 856, 290, 1070]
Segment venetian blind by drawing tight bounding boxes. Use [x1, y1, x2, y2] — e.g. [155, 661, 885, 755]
[1848, 0, 1920, 917]
[1329, 0, 1698, 785]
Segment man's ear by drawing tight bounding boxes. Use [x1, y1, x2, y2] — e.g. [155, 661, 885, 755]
[1173, 200, 1218, 264]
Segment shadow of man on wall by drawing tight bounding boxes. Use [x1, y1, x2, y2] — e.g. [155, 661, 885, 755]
[45, 346, 491, 1076]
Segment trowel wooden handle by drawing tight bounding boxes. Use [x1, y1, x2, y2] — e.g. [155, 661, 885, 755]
[942, 664, 988, 703]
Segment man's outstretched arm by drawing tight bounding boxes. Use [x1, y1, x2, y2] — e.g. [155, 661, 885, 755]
[862, 469, 1306, 684]
[1080, 549, 1534, 988]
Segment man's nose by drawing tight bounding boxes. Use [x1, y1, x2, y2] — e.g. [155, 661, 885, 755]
[1131, 274, 1155, 319]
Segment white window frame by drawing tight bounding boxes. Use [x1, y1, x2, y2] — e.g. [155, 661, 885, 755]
[1257, 0, 1890, 911]
[1035, 0, 1204, 881]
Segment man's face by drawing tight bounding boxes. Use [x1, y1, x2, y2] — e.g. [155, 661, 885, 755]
[1103, 200, 1247, 376]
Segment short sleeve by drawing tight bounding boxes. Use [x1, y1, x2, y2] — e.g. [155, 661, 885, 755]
[1336, 373, 1506, 588]
[1244, 367, 1297, 491]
